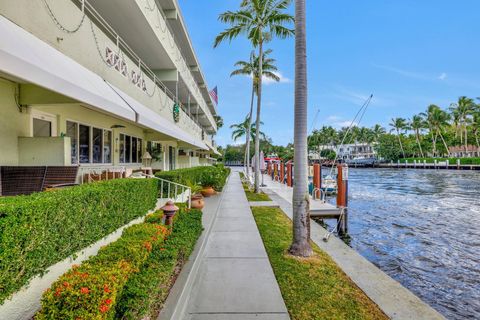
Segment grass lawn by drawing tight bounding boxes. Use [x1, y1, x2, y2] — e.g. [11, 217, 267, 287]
[239, 172, 271, 201]
[251, 206, 388, 320]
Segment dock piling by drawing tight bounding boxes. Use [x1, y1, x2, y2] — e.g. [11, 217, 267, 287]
[336, 164, 349, 235]
[313, 163, 321, 199]
[280, 162, 285, 184]
[287, 162, 293, 187]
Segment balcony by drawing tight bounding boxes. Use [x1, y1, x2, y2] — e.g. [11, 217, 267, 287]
[86, 0, 217, 132]
[0, 0, 211, 144]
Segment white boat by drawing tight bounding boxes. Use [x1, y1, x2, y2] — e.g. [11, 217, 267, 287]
[321, 175, 337, 194]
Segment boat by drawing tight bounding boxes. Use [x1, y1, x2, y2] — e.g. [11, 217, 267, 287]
[321, 175, 337, 194]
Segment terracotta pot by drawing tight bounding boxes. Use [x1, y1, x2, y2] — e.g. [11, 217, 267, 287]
[191, 194, 205, 209]
[201, 186, 215, 197]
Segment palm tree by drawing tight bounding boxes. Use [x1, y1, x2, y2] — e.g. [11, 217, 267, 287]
[389, 117, 407, 158]
[215, 0, 294, 193]
[230, 116, 266, 142]
[450, 96, 475, 151]
[230, 49, 280, 177]
[409, 114, 426, 158]
[471, 105, 480, 147]
[289, 0, 312, 258]
[422, 105, 451, 156]
[371, 124, 386, 142]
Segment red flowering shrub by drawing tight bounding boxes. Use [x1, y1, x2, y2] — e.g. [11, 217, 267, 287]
[36, 223, 169, 320]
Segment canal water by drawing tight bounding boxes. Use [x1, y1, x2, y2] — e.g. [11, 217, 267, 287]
[325, 168, 480, 319]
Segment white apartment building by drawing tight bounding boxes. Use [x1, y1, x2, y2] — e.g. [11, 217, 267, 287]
[0, 0, 220, 174]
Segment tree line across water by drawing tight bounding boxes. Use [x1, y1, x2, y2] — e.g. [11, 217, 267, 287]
[222, 96, 480, 162]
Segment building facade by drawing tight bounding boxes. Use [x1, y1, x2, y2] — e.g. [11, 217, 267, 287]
[310, 143, 377, 161]
[0, 0, 220, 174]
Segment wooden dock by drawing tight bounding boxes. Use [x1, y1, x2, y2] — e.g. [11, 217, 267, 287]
[260, 174, 344, 221]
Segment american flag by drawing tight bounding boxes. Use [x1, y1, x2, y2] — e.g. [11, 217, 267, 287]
[209, 86, 218, 105]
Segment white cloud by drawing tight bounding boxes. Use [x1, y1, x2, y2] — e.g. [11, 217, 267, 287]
[372, 63, 429, 80]
[438, 73, 447, 80]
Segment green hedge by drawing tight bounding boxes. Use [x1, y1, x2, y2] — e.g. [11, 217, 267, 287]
[115, 208, 203, 319]
[155, 165, 230, 191]
[36, 220, 169, 319]
[0, 178, 158, 304]
[36, 208, 202, 319]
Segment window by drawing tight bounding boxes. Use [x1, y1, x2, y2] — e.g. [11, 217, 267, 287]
[104, 131, 112, 163]
[119, 134, 142, 164]
[67, 121, 112, 164]
[92, 127, 103, 163]
[33, 118, 52, 137]
[66, 121, 78, 164]
[79, 124, 90, 164]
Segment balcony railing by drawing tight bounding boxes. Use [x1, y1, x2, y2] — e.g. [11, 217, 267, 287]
[141, 0, 216, 130]
[66, 0, 211, 135]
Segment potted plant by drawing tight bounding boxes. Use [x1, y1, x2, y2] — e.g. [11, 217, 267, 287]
[186, 180, 205, 209]
[200, 172, 217, 197]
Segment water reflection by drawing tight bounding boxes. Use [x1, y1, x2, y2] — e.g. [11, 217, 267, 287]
[325, 168, 480, 319]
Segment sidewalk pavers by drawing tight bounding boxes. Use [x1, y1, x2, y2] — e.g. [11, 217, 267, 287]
[185, 171, 289, 320]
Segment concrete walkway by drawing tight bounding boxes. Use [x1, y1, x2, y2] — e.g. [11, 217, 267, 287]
[182, 172, 289, 320]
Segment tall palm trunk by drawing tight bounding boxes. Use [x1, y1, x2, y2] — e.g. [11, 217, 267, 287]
[396, 129, 405, 158]
[253, 32, 263, 193]
[245, 82, 255, 177]
[465, 125, 468, 152]
[415, 131, 424, 158]
[289, 0, 313, 257]
[438, 129, 450, 156]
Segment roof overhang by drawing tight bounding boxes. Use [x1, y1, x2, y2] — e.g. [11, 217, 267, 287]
[0, 15, 207, 151]
[0, 15, 136, 122]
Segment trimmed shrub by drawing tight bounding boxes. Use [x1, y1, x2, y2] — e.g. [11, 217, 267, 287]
[36, 223, 169, 319]
[115, 209, 203, 319]
[0, 178, 158, 303]
[36, 208, 202, 320]
[155, 166, 230, 192]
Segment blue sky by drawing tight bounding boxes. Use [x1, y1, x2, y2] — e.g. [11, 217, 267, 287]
[179, 0, 480, 147]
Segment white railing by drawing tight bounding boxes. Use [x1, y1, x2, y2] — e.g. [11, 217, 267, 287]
[140, 174, 191, 208]
[79, 166, 126, 184]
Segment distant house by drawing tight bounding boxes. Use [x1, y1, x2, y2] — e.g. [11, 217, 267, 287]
[448, 145, 480, 158]
[310, 143, 377, 161]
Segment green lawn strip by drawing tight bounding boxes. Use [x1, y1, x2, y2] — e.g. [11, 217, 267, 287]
[238, 172, 271, 201]
[115, 209, 203, 319]
[251, 206, 387, 320]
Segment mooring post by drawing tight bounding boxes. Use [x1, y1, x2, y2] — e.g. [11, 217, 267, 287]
[280, 161, 285, 184]
[336, 164, 349, 235]
[313, 163, 321, 198]
[287, 162, 293, 187]
[457, 159, 460, 170]
[267, 162, 271, 176]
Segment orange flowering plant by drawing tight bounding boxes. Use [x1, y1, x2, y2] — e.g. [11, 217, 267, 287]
[36, 223, 168, 320]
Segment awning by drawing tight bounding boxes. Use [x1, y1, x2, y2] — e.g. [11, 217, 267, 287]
[0, 15, 208, 151]
[0, 15, 136, 122]
[106, 82, 208, 150]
